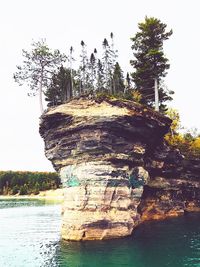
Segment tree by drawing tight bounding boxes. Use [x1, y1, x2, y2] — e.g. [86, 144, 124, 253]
[102, 38, 113, 92]
[164, 108, 183, 147]
[69, 46, 75, 94]
[80, 40, 88, 93]
[125, 72, 131, 91]
[158, 82, 174, 111]
[166, 108, 181, 135]
[94, 48, 98, 58]
[14, 40, 66, 113]
[45, 66, 72, 107]
[89, 53, 96, 90]
[112, 62, 125, 94]
[130, 16, 173, 110]
[96, 59, 105, 92]
[69, 46, 75, 70]
[110, 32, 118, 73]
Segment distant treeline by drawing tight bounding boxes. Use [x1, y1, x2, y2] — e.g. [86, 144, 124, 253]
[0, 171, 61, 195]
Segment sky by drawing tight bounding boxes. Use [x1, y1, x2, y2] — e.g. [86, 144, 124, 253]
[0, 0, 200, 172]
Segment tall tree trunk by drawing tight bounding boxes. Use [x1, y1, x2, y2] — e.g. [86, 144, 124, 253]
[39, 71, 44, 114]
[70, 70, 73, 98]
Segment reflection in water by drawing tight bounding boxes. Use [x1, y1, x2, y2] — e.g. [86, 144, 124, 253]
[0, 199, 199, 267]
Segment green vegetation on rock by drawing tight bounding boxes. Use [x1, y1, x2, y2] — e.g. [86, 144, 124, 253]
[165, 108, 200, 158]
[14, 17, 174, 113]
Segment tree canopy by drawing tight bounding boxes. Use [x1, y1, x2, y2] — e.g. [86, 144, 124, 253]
[14, 40, 66, 113]
[14, 21, 175, 112]
[130, 16, 174, 110]
[165, 109, 200, 159]
[45, 66, 72, 107]
[0, 171, 60, 195]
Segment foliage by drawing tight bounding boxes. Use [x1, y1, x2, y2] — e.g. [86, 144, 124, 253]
[79, 40, 88, 92]
[0, 171, 61, 195]
[165, 109, 200, 158]
[165, 133, 200, 159]
[14, 39, 66, 113]
[44, 34, 123, 106]
[45, 66, 72, 107]
[96, 59, 105, 92]
[165, 108, 181, 134]
[112, 62, 125, 94]
[102, 37, 115, 91]
[15, 23, 174, 112]
[130, 16, 173, 110]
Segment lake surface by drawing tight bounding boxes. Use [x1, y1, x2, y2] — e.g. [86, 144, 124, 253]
[0, 199, 200, 267]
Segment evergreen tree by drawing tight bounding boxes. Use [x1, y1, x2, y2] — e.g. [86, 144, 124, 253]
[102, 38, 113, 92]
[69, 46, 75, 70]
[14, 40, 66, 113]
[80, 40, 89, 93]
[69, 46, 75, 94]
[45, 66, 72, 107]
[125, 72, 131, 91]
[158, 82, 174, 111]
[110, 32, 118, 72]
[89, 53, 96, 90]
[96, 59, 105, 92]
[93, 48, 98, 88]
[73, 68, 82, 96]
[130, 16, 173, 109]
[94, 48, 98, 58]
[112, 62, 125, 94]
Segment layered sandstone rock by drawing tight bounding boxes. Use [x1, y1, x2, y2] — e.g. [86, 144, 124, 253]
[39, 98, 169, 240]
[139, 157, 200, 221]
[39, 97, 200, 240]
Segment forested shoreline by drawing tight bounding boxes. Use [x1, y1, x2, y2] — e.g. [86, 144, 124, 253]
[0, 171, 61, 195]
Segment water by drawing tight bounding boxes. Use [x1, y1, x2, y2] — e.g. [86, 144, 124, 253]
[0, 199, 200, 267]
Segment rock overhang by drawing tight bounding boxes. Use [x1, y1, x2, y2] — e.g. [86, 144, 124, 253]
[39, 97, 200, 241]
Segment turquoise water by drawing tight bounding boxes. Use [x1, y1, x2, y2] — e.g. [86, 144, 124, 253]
[0, 199, 200, 267]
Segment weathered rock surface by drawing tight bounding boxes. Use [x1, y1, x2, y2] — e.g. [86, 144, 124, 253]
[139, 156, 200, 221]
[39, 97, 200, 240]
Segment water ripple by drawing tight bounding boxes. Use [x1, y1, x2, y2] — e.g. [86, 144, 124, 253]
[0, 200, 200, 267]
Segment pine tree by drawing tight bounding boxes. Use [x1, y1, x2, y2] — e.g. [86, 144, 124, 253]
[110, 32, 118, 73]
[73, 68, 82, 96]
[89, 53, 96, 91]
[45, 66, 72, 107]
[69, 46, 75, 94]
[94, 48, 98, 58]
[80, 40, 89, 93]
[69, 46, 75, 70]
[125, 72, 131, 91]
[96, 59, 105, 92]
[112, 62, 125, 94]
[102, 38, 113, 92]
[93, 48, 98, 88]
[130, 16, 173, 109]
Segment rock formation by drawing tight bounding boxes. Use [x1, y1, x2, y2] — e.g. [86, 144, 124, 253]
[39, 97, 200, 241]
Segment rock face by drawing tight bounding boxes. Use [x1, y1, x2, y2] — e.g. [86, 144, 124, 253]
[39, 98, 200, 240]
[139, 156, 200, 221]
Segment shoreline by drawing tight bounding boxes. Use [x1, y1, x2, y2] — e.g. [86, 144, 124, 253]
[0, 188, 64, 200]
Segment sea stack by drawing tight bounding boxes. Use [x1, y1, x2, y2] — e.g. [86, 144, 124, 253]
[39, 97, 200, 240]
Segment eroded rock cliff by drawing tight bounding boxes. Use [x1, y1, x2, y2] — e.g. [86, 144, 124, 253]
[39, 97, 200, 240]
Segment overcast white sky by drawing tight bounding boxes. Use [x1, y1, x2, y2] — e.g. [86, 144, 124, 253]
[0, 0, 200, 171]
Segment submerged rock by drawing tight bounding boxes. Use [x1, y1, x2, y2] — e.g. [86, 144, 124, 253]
[39, 97, 200, 240]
